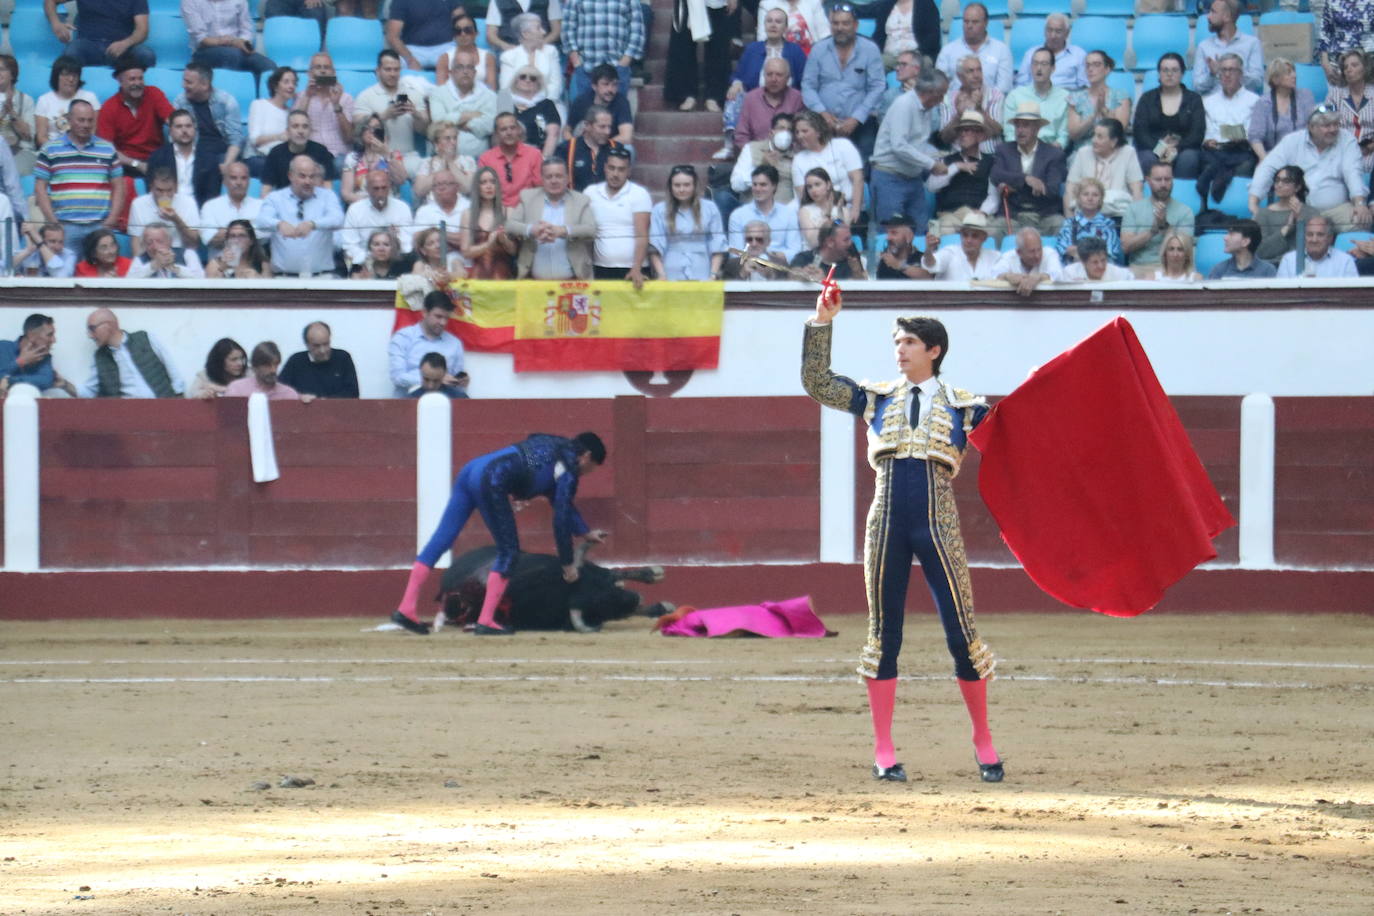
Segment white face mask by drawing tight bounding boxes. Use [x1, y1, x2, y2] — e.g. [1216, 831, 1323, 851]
[772, 129, 793, 151]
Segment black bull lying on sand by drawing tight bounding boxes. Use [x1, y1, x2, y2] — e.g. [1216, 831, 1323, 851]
[436, 544, 673, 632]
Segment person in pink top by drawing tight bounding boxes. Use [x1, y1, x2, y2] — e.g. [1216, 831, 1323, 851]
[223, 341, 314, 401]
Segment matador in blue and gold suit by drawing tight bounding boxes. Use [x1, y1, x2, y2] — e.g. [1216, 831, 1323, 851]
[802, 312, 1004, 783]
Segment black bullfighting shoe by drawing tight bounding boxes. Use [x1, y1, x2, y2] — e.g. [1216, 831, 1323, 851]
[976, 754, 1005, 783]
[872, 762, 908, 782]
[473, 622, 514, 636]
[391, 611, 431, 635]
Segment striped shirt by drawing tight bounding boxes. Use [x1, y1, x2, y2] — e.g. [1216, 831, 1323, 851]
[33, 133, 119, 223]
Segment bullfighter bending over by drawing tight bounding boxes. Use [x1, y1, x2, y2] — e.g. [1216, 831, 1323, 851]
[801, 286, 1003, 784]
[391, 432, 608, 635]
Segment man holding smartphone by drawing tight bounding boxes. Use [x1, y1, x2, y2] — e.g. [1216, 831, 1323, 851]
[356, 49, 432, 174]
[293, 52, 355, 170]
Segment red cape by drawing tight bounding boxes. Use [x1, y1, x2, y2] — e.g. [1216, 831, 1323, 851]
[968, 317, 1235, 616]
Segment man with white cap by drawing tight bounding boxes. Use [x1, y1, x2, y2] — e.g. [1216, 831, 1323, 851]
[989, 101, 1068, 236]
[913, 211, 1001, 281]
[928, 110, 999, 237]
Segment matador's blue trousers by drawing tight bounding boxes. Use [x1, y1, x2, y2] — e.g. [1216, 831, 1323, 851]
[860, 455, 992, 683]
[416, 446, 524, 574]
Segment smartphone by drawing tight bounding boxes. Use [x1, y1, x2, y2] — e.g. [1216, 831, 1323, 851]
[395, 93, 409, 105]
[371, 127, 386, 141]
[315, 75, 336, 88]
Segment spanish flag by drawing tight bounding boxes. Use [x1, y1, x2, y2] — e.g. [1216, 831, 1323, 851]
[392, 279, 516, 352]
[512, 280, 724, 372]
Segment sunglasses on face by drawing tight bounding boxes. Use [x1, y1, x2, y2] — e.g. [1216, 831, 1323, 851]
[744, 235, 766, 242]
[454, 24, 476, 34]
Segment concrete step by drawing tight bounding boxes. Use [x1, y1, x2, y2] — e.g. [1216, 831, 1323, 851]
[635, 108, 725, 133]
[632, 135, 727, 162]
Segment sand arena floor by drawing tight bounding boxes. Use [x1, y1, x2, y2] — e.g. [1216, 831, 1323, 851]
[1, 612, 1371, 915]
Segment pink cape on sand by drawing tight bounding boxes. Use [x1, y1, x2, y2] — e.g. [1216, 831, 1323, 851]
[655, 596, 835, 638]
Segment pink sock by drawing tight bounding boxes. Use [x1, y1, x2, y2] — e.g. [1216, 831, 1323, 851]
[866, 677, 898, 768]
[396, 561, 431, 621]
[957, 678, 1000, 765]
[476, 571, 509, 628]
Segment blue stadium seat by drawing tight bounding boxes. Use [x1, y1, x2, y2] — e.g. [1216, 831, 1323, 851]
[215, 69, 259, 116]
[115, 232, 133, 258]
[1017, 0, 1060, 16]
[144, 67, 185, 101]
[81, 67, 121, 104]
[7, 8, 68, 61]
[1164, 180, 1203, 217]
[1073, 18, 1128, 67]
[1295, 63, 1328, 104]
[21, 173, 35, 198]
[474, 18, 490, 50]
[965, 0, 1009, 18]
[1131, 15, 1191, 72]
[1258, 11, 1317, 26]
[1000, 234, 1017, 251]
[1213, 176, 1252, 218]
[147, 0, 184, 14]
[886, 69, 899, 92]
[17, 57, 55, 101]
[1335, 231, 1374, 252]
[1008, 17, 1045, 66]
[145, 25, 193, 69]
[264, 17, 323, 71]
[325, 17, 385, 71]
[337, 70, 375, 98]
[1105, 70, 1136, 98]
[1193, 232, 1227, 275]
[1235, 15, 1255, 35]
[248, 177, 263, 199]
[948, 18, 963, 43]
[857, 18, 877, 38]
[1084, 0, 1135, 15]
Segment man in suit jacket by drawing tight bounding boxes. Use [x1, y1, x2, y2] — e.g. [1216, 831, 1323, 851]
[506, 158, 597, 279]
[988, 101, 1067, 236]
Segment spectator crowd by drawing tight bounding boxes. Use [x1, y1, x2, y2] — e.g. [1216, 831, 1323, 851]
[0, 0, 1372, 296]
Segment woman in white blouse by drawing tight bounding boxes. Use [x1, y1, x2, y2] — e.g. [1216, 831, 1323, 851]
[756, 0, 830, 53]
[1063, 117, 1142, 219]
[34, 57, 97, 150]
[436, 10, 499, 91]
[498, 13, 563, 107]
[791, 111, 864, 226]
[246, 67, 297, 177]
[1152, 232, 1202, 283]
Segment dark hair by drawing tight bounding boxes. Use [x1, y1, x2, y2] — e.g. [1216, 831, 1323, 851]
[302, 320, 331, 343]
[751, 164, 780, 185]
[423, 290, 456, 313]
[770, 111, 794, 129]
[225, 219, 270, 272]
[419, 351, 448, 371]
[81, 228, 117, 266]
[250, 341, 282, 369]
[49, 55, 83, 92]
[183, 62, 213, 84]
[1157, 52, 1186, 73]
[22, 313, 53, 334]
[1094, 117, 1125, 147]
[266, 66, 296, 97]
[168, 108, 196, 127]
[1087, 49, 1116, 72]
[378, 48, 401, 66]
[590, 63, 619, 85]
[1147, 159, 1174, 178]
[573, 432, 607, 465]
[1076, 236, 1108, 260]
[893, 316, 949, 375]
[803, 166, 843, 209]
[1033, 46, 1056, 67]
[204, 338, 247, 386]
[147, 165, 178, 188]
[0, 54, 17, 82]
[1229, 218, 1263, 253]
[1277, 164, 1308, 202]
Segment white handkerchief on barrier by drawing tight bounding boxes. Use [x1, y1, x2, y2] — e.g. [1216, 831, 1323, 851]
[247, 392, 280, 483]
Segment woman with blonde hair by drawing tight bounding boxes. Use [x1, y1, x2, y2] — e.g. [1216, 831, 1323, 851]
[460, 166, 517, 279]
[413, 121, 477, 202]
[1248, 58, 1315, 162]
[1151, 232, 1201, 282]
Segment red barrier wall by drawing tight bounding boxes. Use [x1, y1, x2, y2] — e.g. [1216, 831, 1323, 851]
[1275, 398, 1374, 567]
